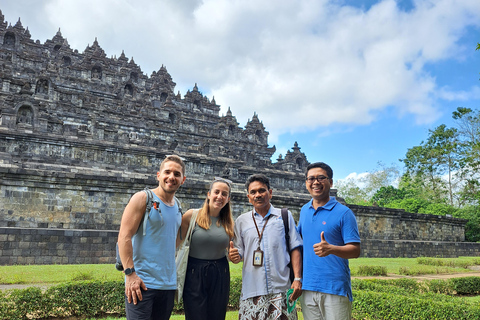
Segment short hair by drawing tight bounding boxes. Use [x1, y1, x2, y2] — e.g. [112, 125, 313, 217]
[160, 154, 186, 175]
[245, 173, 271, 191]
[305, 162, 333, 179]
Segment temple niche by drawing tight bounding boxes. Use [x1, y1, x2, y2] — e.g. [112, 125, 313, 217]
[16, 105, 33, 126]
[35, 79, 49, 94]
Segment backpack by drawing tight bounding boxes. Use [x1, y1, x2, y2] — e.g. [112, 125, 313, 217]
[281, 208, 295, 283]
[115, 188, 182, 271]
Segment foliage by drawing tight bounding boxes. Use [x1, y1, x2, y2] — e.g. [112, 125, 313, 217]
[336, 162, 401, 205]
[352, 278, 480, 319]
[450, 277, 480, 295]
[353, 289, 480, 320]
[356, 265, 387, 276]
[0, 278, 243, 319]
[228, 277, 242, 309]
[371, 185, 406, 207]
[416, 256, 480, 268]
[454, 205, 480, 242]
[1, 275, 479, 319]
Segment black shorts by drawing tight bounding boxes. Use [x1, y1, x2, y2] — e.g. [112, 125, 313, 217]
[125, 288, 175, 320]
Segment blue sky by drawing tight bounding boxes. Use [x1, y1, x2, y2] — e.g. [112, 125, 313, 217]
[3, 0, 480, 180]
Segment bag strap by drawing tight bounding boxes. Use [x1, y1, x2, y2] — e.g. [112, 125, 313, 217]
[141, 189, 183, 236]
[281, 208, 291, 253]
[174, 196, 183, 215]
[185, 209, 199, 243]
[142, 188, 154, 236]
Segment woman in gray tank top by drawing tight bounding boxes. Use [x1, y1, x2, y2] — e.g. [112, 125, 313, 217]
[178, 177, 234, 320]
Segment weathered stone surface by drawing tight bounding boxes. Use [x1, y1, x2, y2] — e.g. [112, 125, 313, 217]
[0, 10, 478, 264]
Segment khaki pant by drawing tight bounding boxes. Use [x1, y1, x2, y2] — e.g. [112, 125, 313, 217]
[300, 290, 351, 320]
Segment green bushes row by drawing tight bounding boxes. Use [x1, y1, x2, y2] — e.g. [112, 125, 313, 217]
[351, 277, 480, 319]
[0, 279, 243, 320]
[417, 257, 480, 268]
[1, 277, 479, 319]
[352, 276, 480, 296]
[353, 290, 480, 320]
[356, 265, 388, 276]
[0, 281, 125, 320]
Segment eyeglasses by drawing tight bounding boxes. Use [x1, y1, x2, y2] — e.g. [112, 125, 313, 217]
[306, 175, 329, 183]
[214, 177, 232, 186]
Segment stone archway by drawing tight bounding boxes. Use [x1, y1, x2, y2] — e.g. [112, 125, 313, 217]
[16, 105, 34, 126]
[3, 32, 15, 46]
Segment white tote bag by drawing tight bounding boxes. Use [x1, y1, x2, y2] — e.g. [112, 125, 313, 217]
[175, 209, 198, 303]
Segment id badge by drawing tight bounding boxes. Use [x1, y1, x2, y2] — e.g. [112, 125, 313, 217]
[253, 249, 264, 266]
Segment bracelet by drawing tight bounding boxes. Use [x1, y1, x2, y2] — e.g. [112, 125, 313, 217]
[294, 277, 302, 282]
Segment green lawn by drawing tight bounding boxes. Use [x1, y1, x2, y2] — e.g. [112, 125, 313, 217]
[169, 311, 304, 320]
[1, 257, 478, 285]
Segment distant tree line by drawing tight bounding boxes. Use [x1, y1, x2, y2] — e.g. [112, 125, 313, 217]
[336, 44, 480, 242]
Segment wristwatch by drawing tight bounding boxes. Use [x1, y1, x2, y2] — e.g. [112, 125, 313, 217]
[294, 277, 302, 283]
[124, 267, 135, 276]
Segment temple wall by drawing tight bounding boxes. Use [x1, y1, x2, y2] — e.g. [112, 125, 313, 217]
[1, 166, 479, 265]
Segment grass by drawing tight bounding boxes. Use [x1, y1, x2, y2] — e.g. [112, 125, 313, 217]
[1, 257, 479, 285]
[84, 310, 305, 320]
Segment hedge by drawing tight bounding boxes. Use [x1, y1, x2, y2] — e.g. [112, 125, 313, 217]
[353, 290, 480, 320]
[0, 279, 242, 320]
[1, 277, 479, 319]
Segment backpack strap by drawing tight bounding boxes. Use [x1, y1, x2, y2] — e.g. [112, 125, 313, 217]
[141, 189, 183, 236]
[281, 208, 291, 252]
[281, 208, 296, 283]
[174, 196, 183, 215]
[142, 188, 154, 236]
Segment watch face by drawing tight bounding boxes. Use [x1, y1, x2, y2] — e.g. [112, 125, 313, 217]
[125, 268, 134, 275]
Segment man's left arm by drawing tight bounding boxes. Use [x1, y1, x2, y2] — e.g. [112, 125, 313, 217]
[290, 247, 302, 300]
[287, 211, 303, 300]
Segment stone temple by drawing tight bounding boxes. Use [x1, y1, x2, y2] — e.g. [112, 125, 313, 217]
[0, 11, 478, 265]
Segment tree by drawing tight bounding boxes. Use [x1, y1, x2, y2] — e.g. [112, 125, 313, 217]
[335, 162, 401, 206]
[371, 186, 406, 207]
[454, 205, 480, 242]
[452, 107, 480, 205]
[400, 124, 460, 206]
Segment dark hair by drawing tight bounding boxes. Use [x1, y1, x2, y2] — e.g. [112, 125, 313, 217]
[305, 162, 333, 179]
[160, 154, 186, 175]
[245, 173, 271, 191]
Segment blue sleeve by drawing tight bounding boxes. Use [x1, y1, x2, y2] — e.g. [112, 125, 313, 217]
[342, 208, 361, 244]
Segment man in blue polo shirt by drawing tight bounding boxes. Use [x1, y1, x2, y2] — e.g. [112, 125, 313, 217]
[297, 162, 361, 320]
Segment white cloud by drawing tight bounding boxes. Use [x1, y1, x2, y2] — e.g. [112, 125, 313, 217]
[3, 0, 480, 141]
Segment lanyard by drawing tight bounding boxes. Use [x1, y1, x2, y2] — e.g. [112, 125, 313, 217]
[252, 210, 272, 249]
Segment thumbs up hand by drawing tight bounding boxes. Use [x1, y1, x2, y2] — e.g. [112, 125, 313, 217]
[228, 241, 241, 264]
[313, 231, 331, 257]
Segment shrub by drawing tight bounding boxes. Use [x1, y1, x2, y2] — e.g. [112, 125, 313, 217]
[1, 277, 479, 319]
[356, 265, 387, 276]
[228, 277, 242, 309]
[425, 279, 454, 295]
[353, 290, 480, 320]
[70, 271, 94, 281]
[450, 277, 480, 295]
